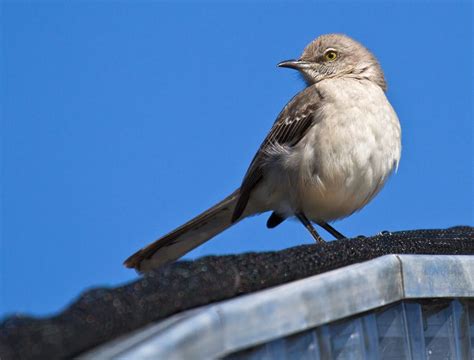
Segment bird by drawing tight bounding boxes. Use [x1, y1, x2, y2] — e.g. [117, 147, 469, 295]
[124, 33, 401, 272]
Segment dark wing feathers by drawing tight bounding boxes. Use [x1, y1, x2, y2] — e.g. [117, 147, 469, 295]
[231, 86, 322, 221]
[266, 211, 286, 228]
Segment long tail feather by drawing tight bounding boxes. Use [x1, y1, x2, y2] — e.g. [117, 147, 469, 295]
[124, 189, 240, 272]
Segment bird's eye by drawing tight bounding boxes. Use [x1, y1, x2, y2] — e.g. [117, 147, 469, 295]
[324, 50, 338, 61]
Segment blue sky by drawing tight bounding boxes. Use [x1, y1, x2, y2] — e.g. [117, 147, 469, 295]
[1, 1, 472, 318]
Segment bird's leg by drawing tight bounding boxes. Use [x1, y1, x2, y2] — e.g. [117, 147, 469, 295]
[317, 222, 346, 240]
[296, 213, 325, 244]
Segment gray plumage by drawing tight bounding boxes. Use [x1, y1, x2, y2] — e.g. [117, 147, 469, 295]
[124, 33, 401, 272]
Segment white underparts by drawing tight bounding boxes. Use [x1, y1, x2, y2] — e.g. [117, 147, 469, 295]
[250, 78, 401, 222]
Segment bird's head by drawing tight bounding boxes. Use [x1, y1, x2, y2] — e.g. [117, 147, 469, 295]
[278, 33, 386, 91]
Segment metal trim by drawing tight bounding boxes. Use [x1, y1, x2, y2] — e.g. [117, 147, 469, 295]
[80, 255, 474, 359]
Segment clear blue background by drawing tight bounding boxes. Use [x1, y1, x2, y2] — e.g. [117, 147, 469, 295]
[1, 1, 472, 318]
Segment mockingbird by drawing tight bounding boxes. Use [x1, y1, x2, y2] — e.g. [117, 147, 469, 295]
[124, 33, 401, 272]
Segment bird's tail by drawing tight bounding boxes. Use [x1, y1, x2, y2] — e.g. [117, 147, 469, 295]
[124, 189, 241, 272]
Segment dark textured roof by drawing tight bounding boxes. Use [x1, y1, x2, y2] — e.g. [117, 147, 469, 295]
[1, 226, 473, 359]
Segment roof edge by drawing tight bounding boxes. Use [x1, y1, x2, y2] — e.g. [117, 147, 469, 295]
[81, 254, 474, 359]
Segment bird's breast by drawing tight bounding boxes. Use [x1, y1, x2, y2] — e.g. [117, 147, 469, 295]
[262, 79, 401, 222]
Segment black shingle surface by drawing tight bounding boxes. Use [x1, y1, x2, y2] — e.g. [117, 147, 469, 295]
[1, 226, 473, 359]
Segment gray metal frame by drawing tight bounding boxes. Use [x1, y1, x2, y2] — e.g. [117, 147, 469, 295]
[81, 255, 474, 359]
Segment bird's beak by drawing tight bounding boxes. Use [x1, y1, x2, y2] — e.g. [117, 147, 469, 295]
[277, 59, 311, 70]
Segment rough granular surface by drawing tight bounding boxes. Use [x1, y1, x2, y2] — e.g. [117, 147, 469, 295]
[1, 226, 473, 359]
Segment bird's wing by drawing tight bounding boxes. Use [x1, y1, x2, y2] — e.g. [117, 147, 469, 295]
[232, 85, 323, 221]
